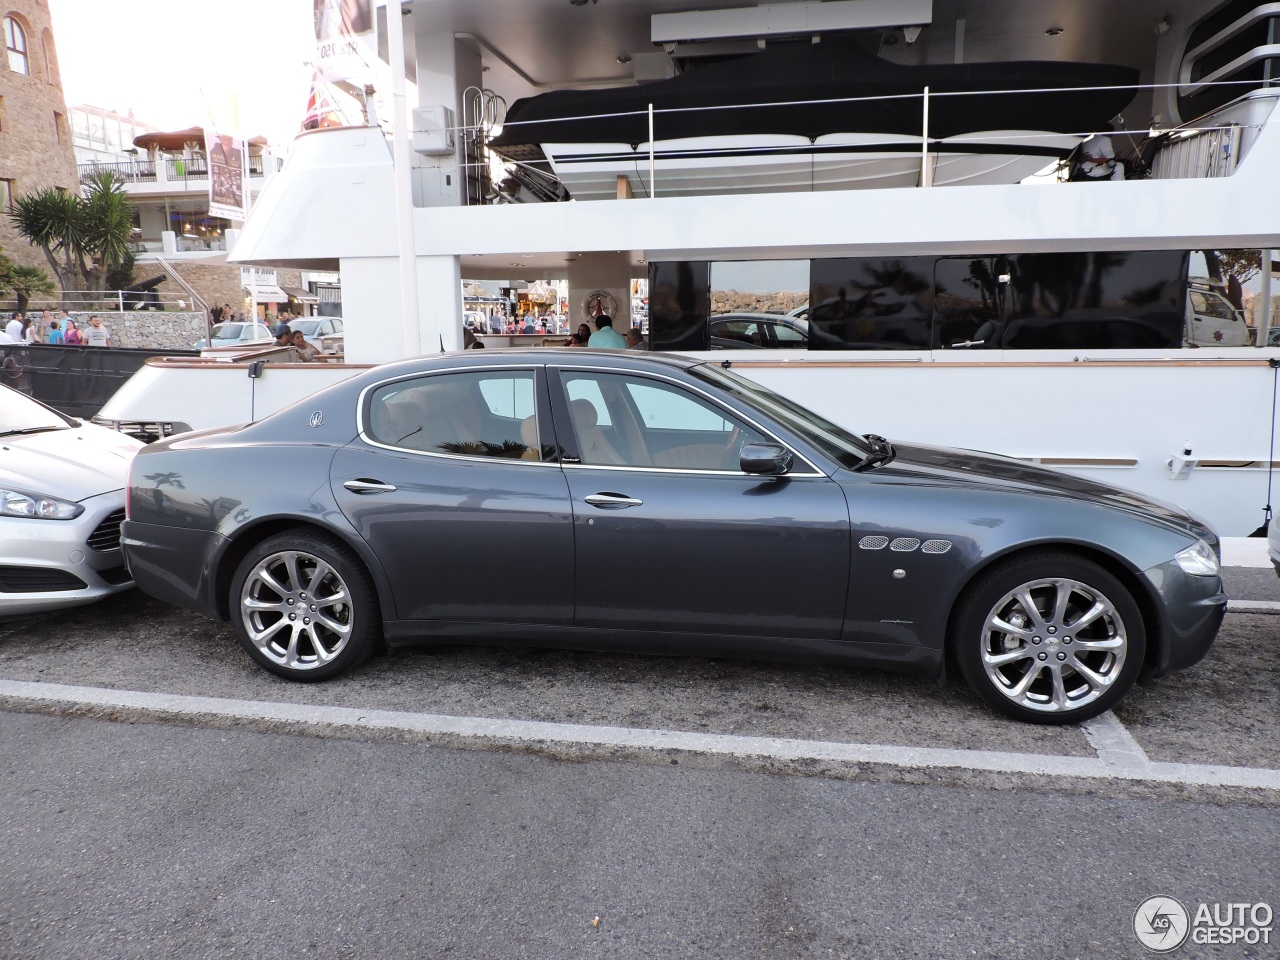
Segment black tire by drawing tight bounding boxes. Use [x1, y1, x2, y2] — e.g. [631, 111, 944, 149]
[229, 530, 379, 681]
[953, 552, 1146, 724]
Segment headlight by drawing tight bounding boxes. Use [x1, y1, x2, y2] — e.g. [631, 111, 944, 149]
[0, 489, 84, 520]
[1174, 539, 1219, 577]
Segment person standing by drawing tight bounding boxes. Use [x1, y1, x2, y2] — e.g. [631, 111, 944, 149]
[45, 320, 64, 345]
[63, 318, 82, 345]
[38, 310, 54, 341]
[210, 303, 224, 324]
[84, 315, 112, 347]
[587, 315, 626, 348]
[4, 313, 22, 342]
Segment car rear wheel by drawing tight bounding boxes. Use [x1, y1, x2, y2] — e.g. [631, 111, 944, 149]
[954, 553, 1145, 724]
[230, 531, 379, 681]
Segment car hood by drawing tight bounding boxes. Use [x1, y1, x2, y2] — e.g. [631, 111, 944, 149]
[870, 441, 1215, 542]
[0, 424, 141, 502]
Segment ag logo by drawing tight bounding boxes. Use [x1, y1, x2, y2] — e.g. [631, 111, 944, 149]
[1134, 896, 1190, 952]
[308, 410, 324, 428]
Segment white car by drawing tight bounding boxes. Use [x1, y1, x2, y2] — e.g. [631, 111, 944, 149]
[193, 322, 275, 350]
[0, 385, 142, 616]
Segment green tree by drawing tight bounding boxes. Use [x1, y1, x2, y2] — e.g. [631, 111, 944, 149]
[8, 169, 134, 296]
[5, 265, 57, 313]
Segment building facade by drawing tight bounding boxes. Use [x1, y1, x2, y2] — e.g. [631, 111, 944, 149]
[0, 0, 78, 273]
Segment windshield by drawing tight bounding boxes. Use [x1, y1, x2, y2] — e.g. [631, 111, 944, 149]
[0, 385, 73, 434]
[691, 363, 870, 469]
[210, 323, 245, 339]
[291, 320, 321, 335]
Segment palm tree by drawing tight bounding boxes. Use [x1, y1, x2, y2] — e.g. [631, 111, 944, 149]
[8, 169, 134, 298]
[5, 265, 57, 313]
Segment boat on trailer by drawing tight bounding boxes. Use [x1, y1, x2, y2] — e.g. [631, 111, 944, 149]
[488, 38, 1139, 200]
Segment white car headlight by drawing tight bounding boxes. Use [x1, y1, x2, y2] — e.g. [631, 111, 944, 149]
[1174, 539, 1220, 577]
[0, 489, 84, 520]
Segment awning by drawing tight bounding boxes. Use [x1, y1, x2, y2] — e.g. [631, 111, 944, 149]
[281, 285, 319, 303]
[244, 285, 289, 302]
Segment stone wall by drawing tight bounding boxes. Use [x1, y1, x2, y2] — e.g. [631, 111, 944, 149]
[67, 311, 206, 351]
[166, 261, 304, 322]
[0, 0, 80, 275]
[710, 289, 808, 315]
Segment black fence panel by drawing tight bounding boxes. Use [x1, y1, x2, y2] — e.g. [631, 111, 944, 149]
[0, 344, 198, 418]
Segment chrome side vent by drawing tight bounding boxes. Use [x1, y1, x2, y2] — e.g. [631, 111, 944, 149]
[921, 539, 953, 554]
[890, 538, 921, 552]
[858, 536, 889, 550]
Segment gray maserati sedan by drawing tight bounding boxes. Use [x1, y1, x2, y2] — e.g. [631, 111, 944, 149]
[122, 350, 1226, 723]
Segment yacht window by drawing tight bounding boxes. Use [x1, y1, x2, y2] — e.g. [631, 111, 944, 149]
[809, 257, 933, 350]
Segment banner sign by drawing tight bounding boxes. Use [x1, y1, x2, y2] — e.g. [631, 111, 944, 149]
[314, 0, 373, 82]
[206, 128, 247, 222]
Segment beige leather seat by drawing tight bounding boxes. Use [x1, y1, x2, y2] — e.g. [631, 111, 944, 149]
[519, 414, 540, 460]
[569, 398, 627, 466]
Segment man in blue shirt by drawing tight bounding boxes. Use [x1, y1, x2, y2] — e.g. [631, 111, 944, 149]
[587, 315, 626, 348]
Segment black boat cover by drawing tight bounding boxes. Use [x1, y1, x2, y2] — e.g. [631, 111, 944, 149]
[490, 39, 1138, 151]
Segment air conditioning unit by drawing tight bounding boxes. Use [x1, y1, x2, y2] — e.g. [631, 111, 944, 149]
[412, 105, 455, 156]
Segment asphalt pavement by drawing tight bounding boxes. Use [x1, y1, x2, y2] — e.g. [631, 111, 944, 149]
[0, 541, 1277, 958]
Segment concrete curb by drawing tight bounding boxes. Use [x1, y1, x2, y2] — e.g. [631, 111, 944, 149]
[1227, 600, 1280, 615]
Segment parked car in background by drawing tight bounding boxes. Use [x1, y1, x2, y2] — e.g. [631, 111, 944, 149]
[287, 316, 344, 350]
[193, 322, 274, 350]
[0, 385, 141, 615]
[1186, 281, 1251, 346]
[710, 312, 809, 349]
[123, 350, 1225, 723]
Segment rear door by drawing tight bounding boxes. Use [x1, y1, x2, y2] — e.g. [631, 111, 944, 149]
[331, 365, 574, 624]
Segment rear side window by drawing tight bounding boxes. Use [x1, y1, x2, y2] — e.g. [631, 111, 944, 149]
[366, 369, 540, 460]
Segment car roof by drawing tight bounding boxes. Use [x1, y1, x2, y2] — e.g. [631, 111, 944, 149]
[351, 347, 704, 384]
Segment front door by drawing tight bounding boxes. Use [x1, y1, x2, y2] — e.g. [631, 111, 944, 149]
[551, 367, 849, 639]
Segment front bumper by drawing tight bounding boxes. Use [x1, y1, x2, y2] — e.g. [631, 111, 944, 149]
[0, 491, 132, 617]
[1141, 558, 1228, 680]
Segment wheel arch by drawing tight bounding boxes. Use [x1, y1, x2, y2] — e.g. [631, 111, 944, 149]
[212, 517, 395, 624]
[942, 541, 1164, 680]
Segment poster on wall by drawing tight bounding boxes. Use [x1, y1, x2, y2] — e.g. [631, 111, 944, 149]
[314, 0, 373, 82]
[206, 128, 247, 222]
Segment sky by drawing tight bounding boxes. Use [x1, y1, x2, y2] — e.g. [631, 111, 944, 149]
[48, 0, 318, 147]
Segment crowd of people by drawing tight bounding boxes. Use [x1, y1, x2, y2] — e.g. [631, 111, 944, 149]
[3, 310, 113, 347]
[563, 315, 647, 349]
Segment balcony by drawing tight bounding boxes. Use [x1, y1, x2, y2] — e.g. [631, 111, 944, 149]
[76, 154, 284, 197]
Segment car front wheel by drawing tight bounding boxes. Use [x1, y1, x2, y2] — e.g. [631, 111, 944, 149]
[230, 531, 379, 681]
[954, 554, 1145, 724]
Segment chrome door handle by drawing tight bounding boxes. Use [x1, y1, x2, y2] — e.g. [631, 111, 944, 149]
[584, 493, 644, 509]
[344, 479, 397, 494]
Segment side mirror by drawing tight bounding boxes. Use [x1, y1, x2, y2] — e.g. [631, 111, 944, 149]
[740, 442, 793, 475]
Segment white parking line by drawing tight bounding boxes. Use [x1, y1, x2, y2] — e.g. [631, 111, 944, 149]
[2, 679, 1279, 791]
[1081, 711, 1150, 776]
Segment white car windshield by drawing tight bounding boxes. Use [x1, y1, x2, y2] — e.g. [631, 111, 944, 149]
[210, 324, 246, 339]
[0, 386, 73, 435]
[292, 320, 322, 336]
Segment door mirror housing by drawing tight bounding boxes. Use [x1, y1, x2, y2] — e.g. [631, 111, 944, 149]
[740, 442, 793, 475]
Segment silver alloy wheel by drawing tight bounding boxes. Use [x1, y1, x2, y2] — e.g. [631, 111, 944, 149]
[979, 577, 1127, 714]
[239, 550, 354, 671]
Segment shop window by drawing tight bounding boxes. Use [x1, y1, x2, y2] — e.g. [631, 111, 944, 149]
[4, 17, 28, 76]
[0, 179, 12, 213]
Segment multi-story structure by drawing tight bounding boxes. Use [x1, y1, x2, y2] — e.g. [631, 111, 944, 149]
[0, 0, 77, 273]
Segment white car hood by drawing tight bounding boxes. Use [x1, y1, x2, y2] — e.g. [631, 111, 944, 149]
[0, 423, 142, 502]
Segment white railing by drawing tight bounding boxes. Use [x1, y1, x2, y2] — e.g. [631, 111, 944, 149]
[1, 290, 199, 312]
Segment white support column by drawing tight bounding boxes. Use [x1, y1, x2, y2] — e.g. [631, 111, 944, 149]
[1260, 249, 1273, 347]
[417, 254, 464, 353]
[567, 253, 632, 335]
[387, 0, 421, 359]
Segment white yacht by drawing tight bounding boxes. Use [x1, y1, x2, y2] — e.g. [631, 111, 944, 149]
[106, 0, 1280, 535]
